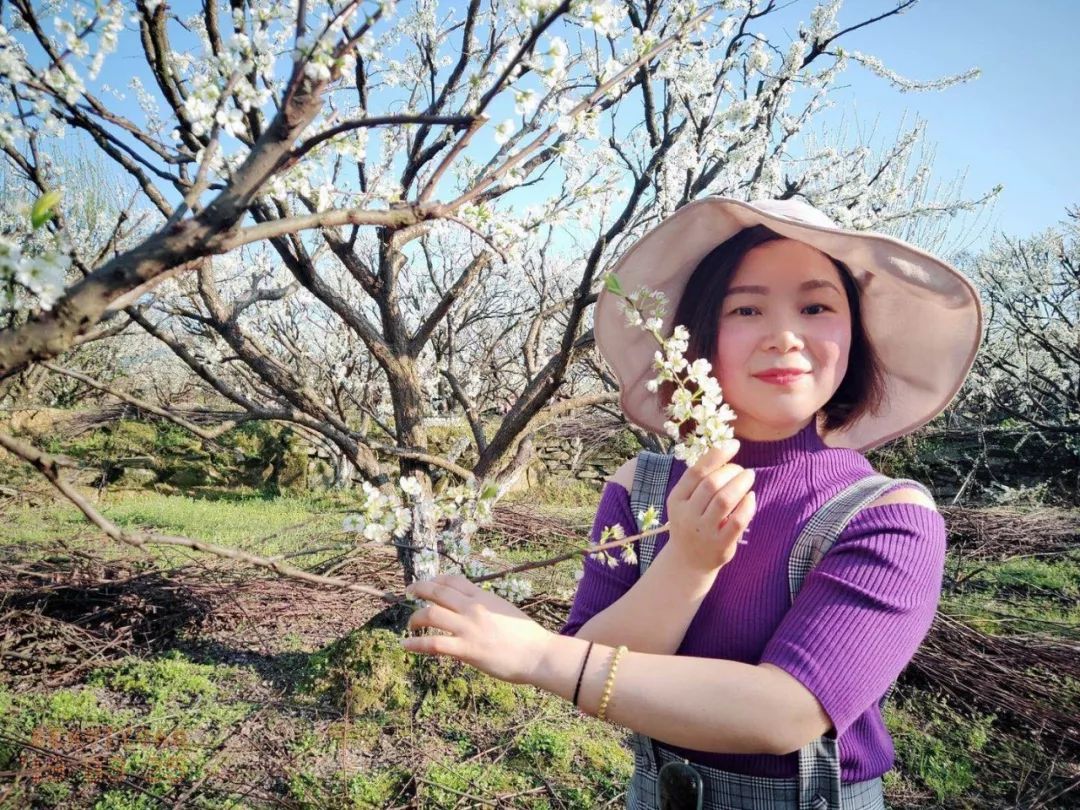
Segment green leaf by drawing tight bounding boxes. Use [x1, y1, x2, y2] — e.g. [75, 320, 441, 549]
[604, 272, 625, 296]
[30, 190, 62, 229]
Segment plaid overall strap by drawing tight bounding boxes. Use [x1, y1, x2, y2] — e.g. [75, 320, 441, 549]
[630, 450, 675, 573]
[627, 450, 675, 779]
[788, 474, 933, 810]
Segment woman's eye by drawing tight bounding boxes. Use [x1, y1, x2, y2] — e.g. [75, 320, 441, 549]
[729, 305, 831, 316]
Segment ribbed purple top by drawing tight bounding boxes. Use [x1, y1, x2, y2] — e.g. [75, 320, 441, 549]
[559, 421, 946, 782]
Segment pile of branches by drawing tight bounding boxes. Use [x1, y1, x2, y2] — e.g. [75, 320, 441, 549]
[909, 609, 1080, 754]
[0, 553, 213, 688]
[487, 502, 593, 550]
[65, 403, 244, 436]
[546, 407, 629, 457]
[939, 504, 1079, 561]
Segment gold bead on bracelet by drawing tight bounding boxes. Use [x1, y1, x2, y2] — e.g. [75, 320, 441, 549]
[596, 644, 628, 722]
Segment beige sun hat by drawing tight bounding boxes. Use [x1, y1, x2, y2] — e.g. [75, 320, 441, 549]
[594, 196, 985, 453]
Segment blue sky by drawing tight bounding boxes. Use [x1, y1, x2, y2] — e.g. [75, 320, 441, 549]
[806, 0, 1079, 248]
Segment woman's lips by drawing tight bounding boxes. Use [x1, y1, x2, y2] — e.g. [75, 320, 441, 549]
[754, 371, 807, 385]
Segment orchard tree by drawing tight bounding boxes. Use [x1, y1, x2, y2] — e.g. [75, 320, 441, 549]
[964, 206, 1080, 448]
[0, 0, 996, 596]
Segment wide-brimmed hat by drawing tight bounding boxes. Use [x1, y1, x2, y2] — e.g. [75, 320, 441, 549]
[594, 197, 984, 452]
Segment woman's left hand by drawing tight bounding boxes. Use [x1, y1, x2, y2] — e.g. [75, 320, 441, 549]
[401, 573, 554, 685]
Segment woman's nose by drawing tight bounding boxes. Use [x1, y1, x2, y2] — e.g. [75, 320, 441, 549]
[765, 328, 805, 352]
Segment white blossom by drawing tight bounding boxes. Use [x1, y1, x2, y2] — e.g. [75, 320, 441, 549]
[493, 118, 515, 145]
[576, 0, 623, 38]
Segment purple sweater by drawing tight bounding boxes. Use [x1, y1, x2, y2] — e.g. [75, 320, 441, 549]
[559, 420, 947, 782]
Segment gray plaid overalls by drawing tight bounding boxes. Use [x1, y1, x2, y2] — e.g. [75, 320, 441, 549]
[624, 451, 931, 809]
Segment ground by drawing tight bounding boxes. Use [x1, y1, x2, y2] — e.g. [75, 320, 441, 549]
[0, 480, 1077, 808]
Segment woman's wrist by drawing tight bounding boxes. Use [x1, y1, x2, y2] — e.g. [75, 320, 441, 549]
[532, 632, 613, 713]
[656, 535, 725, 583]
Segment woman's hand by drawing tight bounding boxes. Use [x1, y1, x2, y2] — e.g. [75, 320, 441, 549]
[401, 573, 554, 685]
[665, 439, 757, 574]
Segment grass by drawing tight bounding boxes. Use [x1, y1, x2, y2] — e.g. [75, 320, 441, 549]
[502, 475, 604, 512]
[885, 688, 995, 803]
[0, 653, 261, 807]
[0, 488, 346, 564]
[0, 590, 636, 807]
[940, 548, 1080, 638]
[1, 481, 1077, 807]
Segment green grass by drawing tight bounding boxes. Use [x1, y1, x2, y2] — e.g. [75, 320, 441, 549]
[885, 689, 995, 803]
[502, 476, 603, 511]
[283, 629, 633, 808]
[941, 549, 1080, 638]
[0, 488, 346, 563]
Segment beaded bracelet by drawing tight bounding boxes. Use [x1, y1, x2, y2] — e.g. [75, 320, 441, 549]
[596, 644, 628, 722]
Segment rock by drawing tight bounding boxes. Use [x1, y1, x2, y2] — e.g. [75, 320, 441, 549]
[113, 455, 157, 470]
[115, 467, 158, 488]
[165, 464, 211, 487]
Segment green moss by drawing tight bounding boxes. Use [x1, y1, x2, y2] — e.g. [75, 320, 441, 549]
[278, 443, 310, 493]
[163, 462, 215, 487]
[474, 673, 524, 715]
[89, 652, 220, 704]
[35, 780, 72, 807]
[0, 684, 132, 744]
[423, 758, 532, 808]
[289, 767, 411, 809]
[574, 730, 633, 779]
[92, 791, 159, 810]
[115, 739, 202, 790]
[885, 691, 995, 803]
[303, 629, 413, 715]
[514, 724, 573, 770]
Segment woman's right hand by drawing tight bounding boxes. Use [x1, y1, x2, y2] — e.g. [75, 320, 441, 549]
[665, 440, 757, 574]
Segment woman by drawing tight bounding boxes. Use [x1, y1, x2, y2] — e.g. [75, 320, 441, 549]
[401, 197, 983, 809]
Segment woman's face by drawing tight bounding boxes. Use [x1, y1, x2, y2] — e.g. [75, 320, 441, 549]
[714, 238, 853, 441]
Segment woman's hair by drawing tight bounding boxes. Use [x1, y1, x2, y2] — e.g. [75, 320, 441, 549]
[661, 224, 887, 435]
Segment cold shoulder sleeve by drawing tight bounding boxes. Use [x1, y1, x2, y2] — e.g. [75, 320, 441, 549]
[558, 482, 642, 637]
[759, 502, 947, 738]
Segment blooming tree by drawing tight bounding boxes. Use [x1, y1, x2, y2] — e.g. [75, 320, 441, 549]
[0, 0, 997, 598]
[963, 206, 1080, 454]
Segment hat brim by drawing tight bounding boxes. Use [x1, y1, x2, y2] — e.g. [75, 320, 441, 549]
[594, 197, 984, 452]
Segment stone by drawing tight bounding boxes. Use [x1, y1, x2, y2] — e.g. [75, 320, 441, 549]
[115, 467, 158, 488]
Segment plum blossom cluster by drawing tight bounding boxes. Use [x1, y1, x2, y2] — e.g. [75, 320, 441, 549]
[1, 191, 70, 312]
[0, 238, 70, 311]
[608, 274, 737, 466]
[0, 1, 124, 146]
[583, 273, 737, 571]
[574, 504, 661, 580]
[342, 475, 535, 604]
[513, 1, 622, 37]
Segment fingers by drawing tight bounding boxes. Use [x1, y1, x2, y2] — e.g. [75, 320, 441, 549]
[401, 630, 464, 657]
[405, 574, 477, 609]
[708, 487, 756, 543]
[687, 463, 748, 516]
[700, 468, 755, 529]
[670, 439, 740, 501]
[406, 602, 469, 638]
